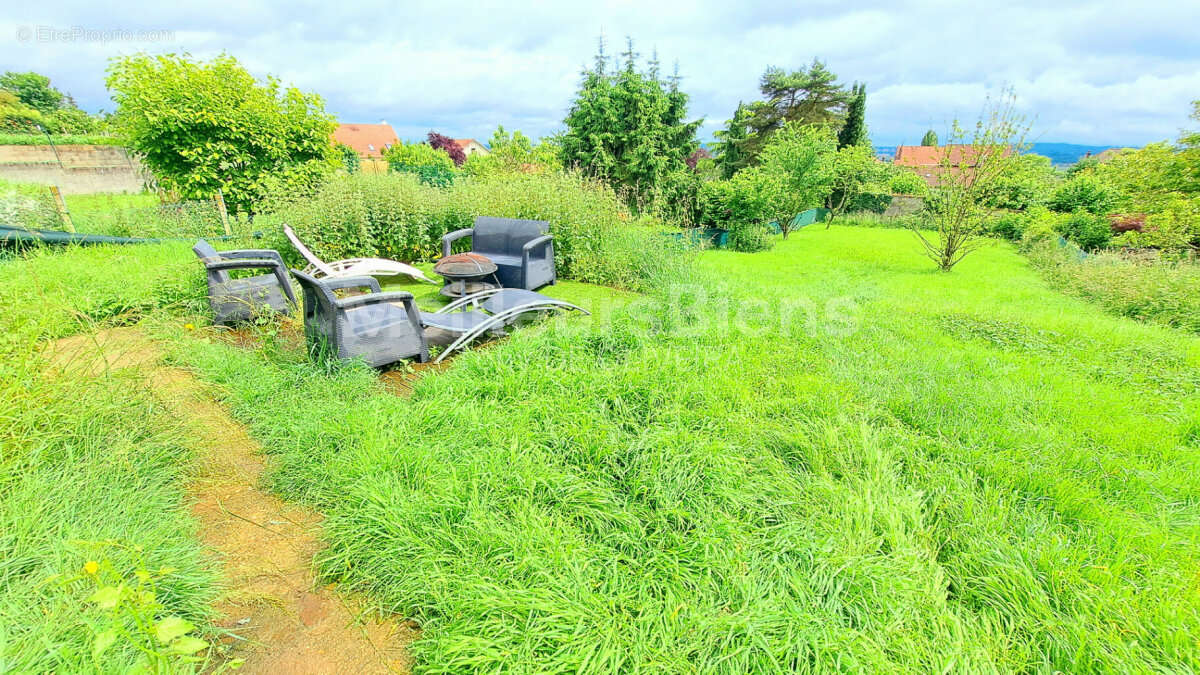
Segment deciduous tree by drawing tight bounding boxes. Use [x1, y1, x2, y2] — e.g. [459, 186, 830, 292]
[106, 53, 337, 212]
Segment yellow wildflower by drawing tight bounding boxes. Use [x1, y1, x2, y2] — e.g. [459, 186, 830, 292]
[83, 561, 99, 575]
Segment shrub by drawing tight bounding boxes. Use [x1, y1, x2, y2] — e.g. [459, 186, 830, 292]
[1056, 211, 1112, 250]
[983, 211, 1025, 241]
[384, 141, 456, 187]
[427, 131, 466, 166]
[727, 221, 773, 252]
[1111, 197, 1200, 252]
[1048, 175, 1116, 214]
[262, 172, 692, 292]
[888, 169, 929, 196]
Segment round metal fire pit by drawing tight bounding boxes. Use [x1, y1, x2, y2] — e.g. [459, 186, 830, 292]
[434, 252, 500, 298]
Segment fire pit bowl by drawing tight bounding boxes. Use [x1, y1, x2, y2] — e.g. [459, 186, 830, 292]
[434, 252, 500, 298]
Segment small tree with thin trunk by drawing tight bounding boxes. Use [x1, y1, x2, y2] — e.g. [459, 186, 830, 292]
[910, 89, 1030, 271]
[825, 144, 889, 225]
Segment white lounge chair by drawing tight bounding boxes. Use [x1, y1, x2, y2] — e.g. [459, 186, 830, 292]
[283, 224, 438, 284]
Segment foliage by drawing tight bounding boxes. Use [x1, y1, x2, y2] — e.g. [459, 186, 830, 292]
[337, 143, 360, 174]
[911, 89, 1030, 271]
[1056, 210, 1112, 250]
[921, 129, 938, 146]
[0, 131, 121, 145]
[1024, 237, 1200, 332]
[106, 53, 338, 213]
[384, 140, 456, 187]
[263, 171, 689, 292]
[826, 143, 890, 222]
[743, 59, 850, 158]
[0, 71, 64, 114]
[1048, 173, 1117, 214]
[1111, 197, 1200, 252]
[0, 90, 46, 132]
[979, 153, 1056, 211]
[712, 102, 752, 179]
[163, 226, 1200, 673]
[888, 168, 929, 196]
[1090, 143, 1192, 212]
[427, 131, 466, 166]
[561, 38, 701, 209]
[461, 125, 562, 177]
[726, 219, 773, 252]
[836, 82, 869, 149]
[744, 122, 838, 237]
[686, 147, 711, 170]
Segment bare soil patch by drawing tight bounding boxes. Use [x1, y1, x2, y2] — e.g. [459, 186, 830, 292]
[47, 328, 415, 674]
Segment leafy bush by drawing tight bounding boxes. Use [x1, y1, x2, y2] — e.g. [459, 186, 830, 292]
[1048, 175, 1116, 214]
[980, 153, 1057, 210]
[383, 141, 456, 187]
[888, 169, 929, 196]
[1055, 211, 1111, 250]
[983, 211, 1026, 241]
[263, 172, 691, 292]
[727, 220, 773, 252]
[427, 132, 466, 166]
[1111, 197, 1200, 252]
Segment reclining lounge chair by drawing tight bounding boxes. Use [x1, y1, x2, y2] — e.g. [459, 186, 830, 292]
[284, 224, 437, 284]
[420, 288, 587, 363]
[441, 217, 555, 290]
[291, 269, 429, 367]
[193, 239, 297, 324]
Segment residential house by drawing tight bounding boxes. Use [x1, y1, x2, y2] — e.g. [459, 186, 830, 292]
[453, 139, 489, 157]
[333, 123, 400, 158]
[893, 144, 1012, 187]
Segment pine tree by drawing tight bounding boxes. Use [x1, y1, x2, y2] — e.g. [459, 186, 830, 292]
[921, 129, 939, 146]
[561, 37, 701, 207]
[743, 59, 851, 158]
[837, 83, 868, 149]
[713, 103, 752, 179]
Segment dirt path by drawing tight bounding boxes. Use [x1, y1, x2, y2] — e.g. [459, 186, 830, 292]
[48, 328, 415, 674]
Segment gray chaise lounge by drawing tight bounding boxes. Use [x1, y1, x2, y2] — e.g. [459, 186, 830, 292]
[441, 217, 556, 290]
[420, 288, 587, 363]
[291, 269, 429, 367]
[193, 239, 297, 324]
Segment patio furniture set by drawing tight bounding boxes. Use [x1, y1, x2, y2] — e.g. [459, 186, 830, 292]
[193, 217, 585, 366]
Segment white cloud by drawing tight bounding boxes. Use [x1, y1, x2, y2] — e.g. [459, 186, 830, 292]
[2, 0, 1197, 145]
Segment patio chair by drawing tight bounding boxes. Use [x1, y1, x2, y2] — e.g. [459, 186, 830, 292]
[291, 269, 428, 367]
[283, 224, 437, 284]
[420, 288, 587, 363]
[193, 239, 297, 324]
[441, 217, 556, 290]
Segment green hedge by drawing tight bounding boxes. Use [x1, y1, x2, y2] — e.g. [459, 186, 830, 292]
[0, 133, 123, 146]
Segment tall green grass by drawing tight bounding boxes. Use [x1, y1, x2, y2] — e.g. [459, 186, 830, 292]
[259, 172, 691, 293]
[155, 226, 1199, 671]
[0, 245, 217, 670]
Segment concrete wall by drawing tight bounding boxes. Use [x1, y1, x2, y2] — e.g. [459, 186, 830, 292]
[0, 145, 148, 194]
[882, 195, 926, 217]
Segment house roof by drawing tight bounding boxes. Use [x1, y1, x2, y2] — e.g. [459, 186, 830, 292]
[894, 144, 1010, 167]
[333, 124, 400, 157]
[453, 138, 485, 149]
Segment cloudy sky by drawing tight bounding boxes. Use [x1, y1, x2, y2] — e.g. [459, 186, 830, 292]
[5, 1, 1199, 147]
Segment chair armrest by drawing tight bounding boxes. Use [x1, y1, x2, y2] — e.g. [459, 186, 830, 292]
[442, 228, 474, 257]
[522, 234, 553, 265]
[335, 291, 415, 311]
[204, 258, 283, 273]
[220, 249, 285, 267]
[323, 276, 381, 294]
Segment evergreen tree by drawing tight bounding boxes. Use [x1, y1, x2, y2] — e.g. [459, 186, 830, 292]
[744, 59, 850, 158]
[561, 37, 701, 207]
[712, 102, 752, 179]
[921, 129, 939, 146]
[837, 83, 868, 149]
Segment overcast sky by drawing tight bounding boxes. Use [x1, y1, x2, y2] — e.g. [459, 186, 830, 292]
[5, 1, 1199, 147]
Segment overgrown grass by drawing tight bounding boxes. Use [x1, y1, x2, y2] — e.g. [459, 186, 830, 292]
[0, 244, 217, 671]
[1023, 238, 1200, 333]
[147, 226, 1198, 671]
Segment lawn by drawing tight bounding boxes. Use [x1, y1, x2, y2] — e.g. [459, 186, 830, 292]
[2, 225, 1198, 672]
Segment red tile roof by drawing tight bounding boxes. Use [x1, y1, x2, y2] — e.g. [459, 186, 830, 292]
[894, 144, 1010, 167]
[333, 124, 400, 158]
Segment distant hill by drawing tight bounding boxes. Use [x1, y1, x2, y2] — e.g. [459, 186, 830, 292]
[875, 142, 1127, 167]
